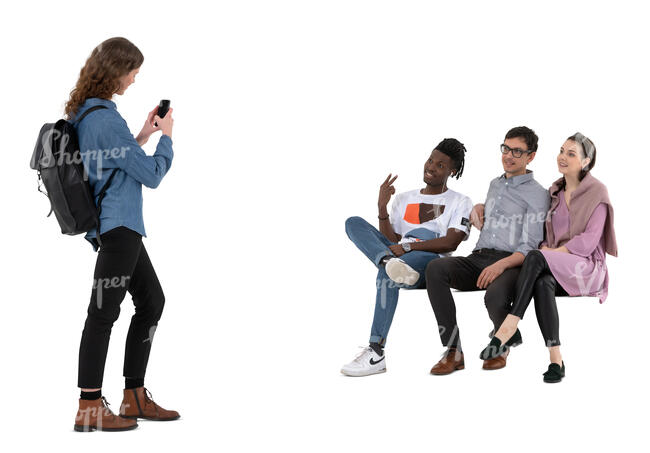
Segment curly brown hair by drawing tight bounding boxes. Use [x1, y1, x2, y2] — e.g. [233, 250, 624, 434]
[64, 37, 144, 119]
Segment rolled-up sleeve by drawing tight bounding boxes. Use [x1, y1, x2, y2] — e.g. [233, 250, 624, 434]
[565, 203, 607, 257]
[515, 190, 550, 256]
[107, 115, 174, 189]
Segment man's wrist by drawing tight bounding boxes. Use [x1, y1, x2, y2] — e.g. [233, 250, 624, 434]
[500, 252, 523, 269]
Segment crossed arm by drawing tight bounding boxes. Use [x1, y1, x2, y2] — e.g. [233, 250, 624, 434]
[387, 229, 467, 256]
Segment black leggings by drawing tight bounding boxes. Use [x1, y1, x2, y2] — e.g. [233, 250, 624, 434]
[78, 227, 165, 388]
[509, 250, 567, 347]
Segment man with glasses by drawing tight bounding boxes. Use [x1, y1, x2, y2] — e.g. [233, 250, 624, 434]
[424, 126, 550, 374]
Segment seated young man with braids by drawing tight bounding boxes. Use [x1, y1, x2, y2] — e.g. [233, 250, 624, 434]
[341, 138, 473, 377]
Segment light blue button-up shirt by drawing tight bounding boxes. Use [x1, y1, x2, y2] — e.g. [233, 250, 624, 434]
[73, 98, 174, 251]
[474, 170, 550, 256]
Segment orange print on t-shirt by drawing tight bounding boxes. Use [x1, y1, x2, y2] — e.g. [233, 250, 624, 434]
[403, 203, 445, 224]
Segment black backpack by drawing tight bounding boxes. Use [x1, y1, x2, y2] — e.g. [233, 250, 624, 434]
[30, 105, 117, 248]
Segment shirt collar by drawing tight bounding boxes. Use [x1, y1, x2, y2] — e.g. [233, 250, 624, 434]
[499, 169, 534, 187]
[83, 97, 117, 110]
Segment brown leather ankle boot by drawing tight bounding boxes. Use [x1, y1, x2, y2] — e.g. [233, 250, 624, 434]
[74, 397, 138, 432]
[119, 387, 180, 421]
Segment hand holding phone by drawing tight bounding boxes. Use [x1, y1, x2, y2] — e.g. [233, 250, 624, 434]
[154, 99, 170, 127]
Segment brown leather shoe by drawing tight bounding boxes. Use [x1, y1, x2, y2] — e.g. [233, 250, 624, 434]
[482, 349, 509, 370]
[430, 348, 465, 375]
[120, 387, 180, 421]
[74, 397, 138, 432]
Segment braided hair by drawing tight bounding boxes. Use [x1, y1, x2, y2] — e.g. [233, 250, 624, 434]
[435, 138, 466, 179]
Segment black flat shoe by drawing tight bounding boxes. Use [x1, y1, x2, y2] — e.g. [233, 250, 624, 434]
[505, 329, 523, 347]
[543, 361, 565, 383]
[479, 337, 507, 360]
[480, 329, 523, 360]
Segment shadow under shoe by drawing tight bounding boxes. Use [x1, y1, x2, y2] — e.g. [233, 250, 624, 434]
[74, 397, 138, 432]
[120, 387, 180, 421]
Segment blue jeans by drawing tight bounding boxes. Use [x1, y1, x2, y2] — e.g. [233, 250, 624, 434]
[345, 216, 440, 346]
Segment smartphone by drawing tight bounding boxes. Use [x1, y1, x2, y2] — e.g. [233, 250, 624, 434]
[154, 99, 171, 126]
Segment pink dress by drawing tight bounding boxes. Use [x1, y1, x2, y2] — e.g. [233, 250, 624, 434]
[540, 190, 609, 302]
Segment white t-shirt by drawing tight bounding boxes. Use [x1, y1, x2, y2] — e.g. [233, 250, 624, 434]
[390, 188, 473, 256]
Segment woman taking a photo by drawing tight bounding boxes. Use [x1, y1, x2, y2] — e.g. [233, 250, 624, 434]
[479, 132, 617, 383]
[66, 37, 179, 431]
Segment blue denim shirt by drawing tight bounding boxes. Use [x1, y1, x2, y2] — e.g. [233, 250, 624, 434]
[474, 171, 550, 256]
[73, 98, 174, 251]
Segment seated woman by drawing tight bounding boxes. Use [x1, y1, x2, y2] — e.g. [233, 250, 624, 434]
[479, 132, 617, 382]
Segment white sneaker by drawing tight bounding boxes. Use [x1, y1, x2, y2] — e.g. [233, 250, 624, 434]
[340, 346, 387, 377]
[385, 258, 420, 286]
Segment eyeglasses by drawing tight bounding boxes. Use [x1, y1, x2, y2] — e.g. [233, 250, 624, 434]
[500, 144, 531, 158]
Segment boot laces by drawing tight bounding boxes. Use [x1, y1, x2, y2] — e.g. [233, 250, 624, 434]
[142, 387, 162, 415]
[100, 396, 116, 417]
[144, 388, 155, 404]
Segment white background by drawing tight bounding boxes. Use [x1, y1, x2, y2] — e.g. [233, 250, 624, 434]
[1, 1, 648, 451]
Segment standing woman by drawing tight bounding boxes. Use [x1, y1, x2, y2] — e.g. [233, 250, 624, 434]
[66, 37, 179, 432]
[479, 133, 617, 382]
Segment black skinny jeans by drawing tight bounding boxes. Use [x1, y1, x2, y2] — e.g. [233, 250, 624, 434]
[425, 249, 520, 349]
[509, 249, 567, 347]
[78, 226, 165, 388]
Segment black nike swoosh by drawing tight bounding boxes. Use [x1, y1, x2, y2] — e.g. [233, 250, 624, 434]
[369, 356, 385, 365]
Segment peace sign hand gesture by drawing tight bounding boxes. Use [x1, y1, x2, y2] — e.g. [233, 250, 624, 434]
[378, 174, 398, 208]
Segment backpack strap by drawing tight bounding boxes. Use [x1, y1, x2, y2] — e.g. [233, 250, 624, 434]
[74, 104, 108, 124]
[93, 168, 118, 249]
[75, 104, 111, 250]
